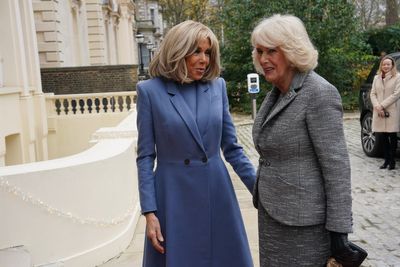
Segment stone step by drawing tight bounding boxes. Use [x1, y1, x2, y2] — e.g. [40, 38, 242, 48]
[37, 262, 64, 267]
[0, 246, 31, 267]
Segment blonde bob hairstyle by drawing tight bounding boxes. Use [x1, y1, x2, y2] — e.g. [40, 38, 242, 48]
[149, 20, 220, 83]
[251, 14, 318, 74]
[377, 55, 398, 77]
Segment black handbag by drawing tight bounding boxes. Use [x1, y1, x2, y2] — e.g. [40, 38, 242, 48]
[331, 241, 368, 267]
[348, 242, 368, 265]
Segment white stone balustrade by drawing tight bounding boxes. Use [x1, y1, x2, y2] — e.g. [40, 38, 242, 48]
[46, 91, 137, 116]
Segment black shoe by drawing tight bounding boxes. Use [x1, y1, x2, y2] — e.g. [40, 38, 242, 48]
[388, 164, 395, 170]
[380, 163, 388, 169]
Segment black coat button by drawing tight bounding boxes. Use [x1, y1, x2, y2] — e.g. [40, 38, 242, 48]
[184, 159, 190, 165]
[202, 157, 208, 163]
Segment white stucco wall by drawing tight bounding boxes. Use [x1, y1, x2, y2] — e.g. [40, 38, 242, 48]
[0, 111, 140, 267]
[47, 113, 126, 159]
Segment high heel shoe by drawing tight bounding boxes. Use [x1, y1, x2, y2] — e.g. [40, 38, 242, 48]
[380, 163, 389, 169]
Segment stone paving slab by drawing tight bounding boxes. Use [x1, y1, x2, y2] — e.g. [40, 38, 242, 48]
[100, 113, 400, 267]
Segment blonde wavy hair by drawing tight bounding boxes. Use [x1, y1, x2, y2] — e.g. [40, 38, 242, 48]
[377, 55, 398, 77]
[149, 20, 220, 83]
[251, 14, 318, 73]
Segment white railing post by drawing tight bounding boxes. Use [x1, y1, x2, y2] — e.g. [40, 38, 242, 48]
[121, 96, 127, 112]
[107, 96, 113, 113]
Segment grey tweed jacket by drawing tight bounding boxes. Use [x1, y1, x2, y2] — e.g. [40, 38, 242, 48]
[252, 71, 353, 233]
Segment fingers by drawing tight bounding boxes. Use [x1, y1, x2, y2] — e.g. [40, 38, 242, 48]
[375, 105, 384, 116]
[156, 228, 164, 243]
[150, 232, 165, 254]
[376, 108, 385, 117]
[376, 108, 384, 117]
[145, 214, 165, 254]
[148, 227, 164, 254]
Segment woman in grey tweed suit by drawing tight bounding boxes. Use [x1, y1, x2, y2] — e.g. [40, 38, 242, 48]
[251, 15, 356, 266]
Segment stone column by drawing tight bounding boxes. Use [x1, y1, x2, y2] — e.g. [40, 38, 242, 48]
[116, 4, 134, 64]
[108, 14, 119, 64]
[0, 0, 48, 163]
[32, 0, 63, 68]
[86, 0, 107, 65]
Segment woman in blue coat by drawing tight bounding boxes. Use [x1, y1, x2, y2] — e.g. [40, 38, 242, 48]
[136, 20, 256, 267]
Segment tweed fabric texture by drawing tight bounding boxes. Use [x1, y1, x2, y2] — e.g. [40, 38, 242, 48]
[252, 71, 353, 233]
[258, 204, 330, 267]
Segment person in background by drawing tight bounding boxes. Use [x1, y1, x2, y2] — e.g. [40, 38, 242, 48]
[370, 55, 400, 170]
[136, 20, 256, 267]
[251, 14, 361, 266]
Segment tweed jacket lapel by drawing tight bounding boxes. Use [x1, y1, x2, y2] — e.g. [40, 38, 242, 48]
[262, 89, 297, 127]
[166, 80, 206, 153]
[254, 72, 309, 140]
[253, 88, 280, 143]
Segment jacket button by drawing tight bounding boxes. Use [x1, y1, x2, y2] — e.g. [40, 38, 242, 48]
[202, 157, 208, 163]
[184, 159, 190, 165]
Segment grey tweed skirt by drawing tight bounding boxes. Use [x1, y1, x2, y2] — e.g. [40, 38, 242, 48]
[258, 203, 330, 267]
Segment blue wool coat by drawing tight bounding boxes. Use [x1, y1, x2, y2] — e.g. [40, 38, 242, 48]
[136, 77, 256, 267]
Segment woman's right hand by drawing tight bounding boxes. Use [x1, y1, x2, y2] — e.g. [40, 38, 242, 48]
[374, 105, 385, 117]
[145, 212, 165, 254]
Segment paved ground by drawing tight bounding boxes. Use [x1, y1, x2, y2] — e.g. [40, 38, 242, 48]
[100, 113, 400, 267]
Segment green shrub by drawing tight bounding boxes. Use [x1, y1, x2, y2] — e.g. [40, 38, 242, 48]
[341, 90, 359, 111]
[366, 24, 400, 55]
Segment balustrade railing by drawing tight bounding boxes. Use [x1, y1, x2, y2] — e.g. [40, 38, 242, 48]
[46, 91, 137, 116]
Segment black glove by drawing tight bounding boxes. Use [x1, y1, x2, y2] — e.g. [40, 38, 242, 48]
[330, 232, 366, 267]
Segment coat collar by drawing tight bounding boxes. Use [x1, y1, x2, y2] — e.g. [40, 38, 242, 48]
[382, 72, 393, 81]
[259, 71, 308, 128]
[166, 80, 209, 153]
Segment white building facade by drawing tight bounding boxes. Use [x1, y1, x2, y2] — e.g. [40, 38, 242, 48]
[0, 0, 48, 167]
[33, 0, 138, 67]
[0, 1, 147, 266]
[135, 0, 164, 73]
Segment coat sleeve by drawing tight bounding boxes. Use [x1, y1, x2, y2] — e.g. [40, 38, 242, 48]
[219, 78, 256, 193]
[370, 76, 380, 108]
[381, 75, 400, 108]
[306, 83, 353, 233]
[136, 83, 157, 213]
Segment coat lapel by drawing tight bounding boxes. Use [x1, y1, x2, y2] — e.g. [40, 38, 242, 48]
[166, 81, 206, 152]
[262, 90, 297, 127]
[253, 88, 279, 140]
[256, 71, 309, 131]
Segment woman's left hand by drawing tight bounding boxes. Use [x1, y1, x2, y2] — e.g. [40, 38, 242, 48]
[145, 212, 165, 254]
[330, 232, 363, 267]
